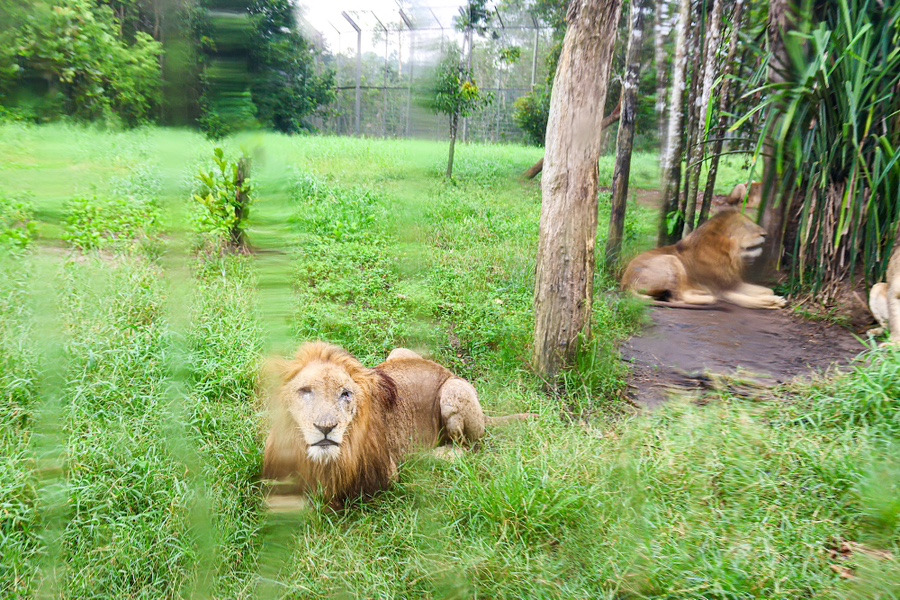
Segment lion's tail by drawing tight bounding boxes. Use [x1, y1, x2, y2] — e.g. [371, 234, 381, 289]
[485, 413, 538, 426]
[652, 300, 724, 310]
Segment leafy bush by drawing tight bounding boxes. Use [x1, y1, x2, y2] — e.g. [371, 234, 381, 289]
[193, 147, 253, 249]
[513, 85, 551, 146]
[0, 195, 37, 249]
[0, 0, 162, 125]
[64, 195, 159, 251]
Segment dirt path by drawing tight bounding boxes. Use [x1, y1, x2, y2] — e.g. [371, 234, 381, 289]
[622, 304, 868, 408]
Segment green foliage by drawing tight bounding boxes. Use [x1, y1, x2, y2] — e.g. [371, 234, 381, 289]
[63, 164, 162, 252]
[737, 0, 900, 297]
[427, 46, 494, 124]
[0, 194, 37, 249]
[512, 84, 551, 146]
[498, 45, 522, 65]
[63, 195, 159, 252]
[192, 0, 335, 137]
[193, 147, 253, 248]
[0, 0, 162, 125]
[247, 0, 336, 133]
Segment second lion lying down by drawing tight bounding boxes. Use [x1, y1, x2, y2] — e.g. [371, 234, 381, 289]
[262, 342, 531, 508]
[622, 210, 786, 309]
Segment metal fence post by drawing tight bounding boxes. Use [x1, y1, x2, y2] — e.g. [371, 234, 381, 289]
[342, 11, 362, 137]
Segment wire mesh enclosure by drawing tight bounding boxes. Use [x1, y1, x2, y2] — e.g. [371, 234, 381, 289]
[300, 2, 555, 143]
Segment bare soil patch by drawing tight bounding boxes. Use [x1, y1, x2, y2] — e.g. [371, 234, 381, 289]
[622, 304, 868, 408]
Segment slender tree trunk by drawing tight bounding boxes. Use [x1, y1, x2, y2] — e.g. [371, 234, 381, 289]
[760, 0, 794, 266]
[678, 4, 705, 233]
[698, 0, 745, 225]
[657, 0, 691, 246]
[654, 0, 672, 151]
[446, 114, 458, 178]
[682, 0, 723, 235]
[533, 0, 622, 382]
[607, 0, 650, 269]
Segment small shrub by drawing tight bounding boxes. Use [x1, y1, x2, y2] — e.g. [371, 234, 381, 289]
[513, 85, 551, 146]
[193, 147, 253, 250]
[0, 194, 37, 249]
[63, 195, 158, 251]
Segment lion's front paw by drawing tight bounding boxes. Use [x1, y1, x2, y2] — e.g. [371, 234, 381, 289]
[767, 295, 787, 309]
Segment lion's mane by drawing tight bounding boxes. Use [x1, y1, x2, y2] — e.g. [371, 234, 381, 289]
[262, 342, 399, 502]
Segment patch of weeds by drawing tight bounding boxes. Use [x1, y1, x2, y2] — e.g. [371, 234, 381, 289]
[0, 193, 38, 249]
[63, 194, 160, 253]
[780, 347, 900, 440]
[792, 300, 853, 329]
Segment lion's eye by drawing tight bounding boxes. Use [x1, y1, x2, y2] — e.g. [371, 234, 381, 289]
[339, 390, 352, 403]
[298, 386, 312, 398]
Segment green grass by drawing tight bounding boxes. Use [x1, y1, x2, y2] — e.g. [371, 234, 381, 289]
[0, 123, 897, 599]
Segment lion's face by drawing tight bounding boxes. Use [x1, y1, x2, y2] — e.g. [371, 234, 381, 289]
[282, 360, 363, 464]
[724, 212, 767, 261]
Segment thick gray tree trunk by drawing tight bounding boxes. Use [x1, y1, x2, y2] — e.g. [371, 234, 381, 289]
[533, 0, 622, 382]
[657, 0, 691, 246]
[698, 0, 746, 226]
[682, 0, 723, 235]
[607, 0, 650, 269]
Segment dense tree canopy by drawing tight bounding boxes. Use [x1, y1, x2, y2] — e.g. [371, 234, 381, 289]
[0, 0, 162, 124]
[0, 0, 334, 133]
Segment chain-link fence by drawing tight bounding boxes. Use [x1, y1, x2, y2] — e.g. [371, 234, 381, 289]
[302, 4, 555, 144]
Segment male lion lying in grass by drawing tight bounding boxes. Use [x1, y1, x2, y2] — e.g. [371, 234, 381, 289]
[262, 342, 532, 509]
[868, 239, 900, 346]
[622, 210, 786, 309]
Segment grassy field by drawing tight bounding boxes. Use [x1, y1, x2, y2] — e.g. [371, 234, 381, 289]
[1, 123, 898, 599]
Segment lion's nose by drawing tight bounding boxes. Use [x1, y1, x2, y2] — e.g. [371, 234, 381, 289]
[315, 422, 336, 436]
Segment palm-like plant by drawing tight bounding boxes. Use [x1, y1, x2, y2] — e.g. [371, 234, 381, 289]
[738, 0, 900, 299]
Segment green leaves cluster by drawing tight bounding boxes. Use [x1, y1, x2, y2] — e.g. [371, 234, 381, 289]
[0, 0, 162, 125]
[64, 195, 159, 252]
[192, 0, 335, 138]
[193, 147, 253, 248]
[0, 194, 37, 249]
[512, 84, 551, 146]
[428, 47, 493, 123]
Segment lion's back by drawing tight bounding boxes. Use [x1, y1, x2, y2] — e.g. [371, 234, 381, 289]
[376, 358, 451, 445]
[621, 245, 683, 298]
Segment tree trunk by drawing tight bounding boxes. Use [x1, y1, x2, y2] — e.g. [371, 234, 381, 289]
[678, 4, 705, 234]
[606, 0, 650, 269]
[524, 104, 621, 180]
[682, 0, 723, 235]
[698, 0, 745, 226]
[525, 157, 545, 179]
[446, 114, 458, 178]
[533, 0, 622, 382]
[657, 0, 691, 246]
[760, 0, 794, 266]
[654, 0, 672, 151]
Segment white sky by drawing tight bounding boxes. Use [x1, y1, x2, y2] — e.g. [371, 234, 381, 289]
[299, 0, 471, 57]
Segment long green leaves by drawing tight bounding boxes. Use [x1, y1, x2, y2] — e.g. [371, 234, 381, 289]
[744, 0, 900, 298]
